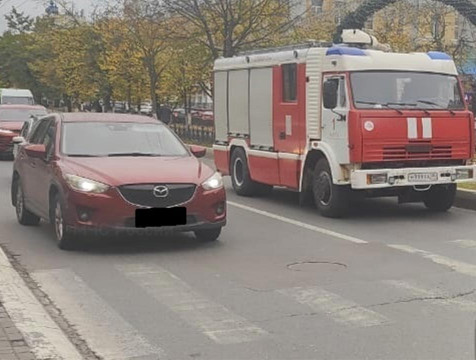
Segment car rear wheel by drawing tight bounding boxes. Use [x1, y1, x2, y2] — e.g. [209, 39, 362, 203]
[15, 181, 40, 226]
[194, 228, 221, 242]
[52, 194, 76, 250]
[312, 159, 349, 218]
[423, 184, 456, 212]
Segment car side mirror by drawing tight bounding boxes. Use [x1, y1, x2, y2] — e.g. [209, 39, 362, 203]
[24, 144, 46, 159]
[323, 79, 338, 110]
[190, 145, 206, 158]
[12, 136, 25, 144]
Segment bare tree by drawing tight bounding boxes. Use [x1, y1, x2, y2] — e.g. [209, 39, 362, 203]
[163, 0, 304, 59]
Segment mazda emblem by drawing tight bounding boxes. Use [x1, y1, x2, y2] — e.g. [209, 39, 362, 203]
[153, 185, 169, 198]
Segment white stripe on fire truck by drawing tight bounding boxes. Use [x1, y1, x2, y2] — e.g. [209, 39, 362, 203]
[407, 117, 418, 139]
[422, 117, 433, 139]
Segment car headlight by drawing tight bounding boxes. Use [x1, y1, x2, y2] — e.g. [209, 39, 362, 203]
[64, 174, 110, 194]
[202, 172, 223, 190]
[0, 129, 13, 134]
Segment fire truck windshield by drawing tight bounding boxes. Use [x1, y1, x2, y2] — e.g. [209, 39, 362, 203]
[350, 71, 464, 111]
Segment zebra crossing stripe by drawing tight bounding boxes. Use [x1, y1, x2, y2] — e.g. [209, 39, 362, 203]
[117, 264, 268, 345]
[389, 244, 476, 277]
[33, 269, 164, 360]
[278, 286, 390, 328]
[384, 280, 476, 312]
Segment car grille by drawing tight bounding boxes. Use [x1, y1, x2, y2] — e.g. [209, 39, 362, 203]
[118, 184, 196, 208]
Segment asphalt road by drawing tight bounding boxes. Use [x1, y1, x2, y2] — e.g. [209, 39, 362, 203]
[0, 158, 476, 360]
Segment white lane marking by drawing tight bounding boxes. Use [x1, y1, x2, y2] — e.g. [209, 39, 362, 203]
[117, 264, 268, 345]
[384, 280, 476, 312]
[33, 269, 163, 360]
[422, 117, 432, 138]
[389, 244, 476, 277]
[407, 117, 418, 139]
[227, 201, 368, 244]
[452, 239, 476, 249]
[0, 249, 82, 360]
[279, 286, 390, 328]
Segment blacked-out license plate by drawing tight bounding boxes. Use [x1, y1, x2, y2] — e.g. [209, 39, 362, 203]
[135, 207, 186, 228]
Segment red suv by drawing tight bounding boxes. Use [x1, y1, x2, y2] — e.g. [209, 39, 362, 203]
[0, 104, 47, 158]
[12, 113, 226, 249]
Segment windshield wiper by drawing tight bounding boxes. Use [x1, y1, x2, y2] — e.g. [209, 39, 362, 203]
[107, 152, 162, 157]
[387, 102, 431, 115]
[416, 99, 455, 115]
[356, 101, 403, 114]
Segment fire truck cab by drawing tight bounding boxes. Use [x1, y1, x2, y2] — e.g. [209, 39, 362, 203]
[213, 30, 476, 217]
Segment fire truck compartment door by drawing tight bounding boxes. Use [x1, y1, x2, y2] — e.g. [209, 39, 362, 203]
[229, 70, 249, 136]
[250, 68, 273, 148]
[214, 71, 228, 142]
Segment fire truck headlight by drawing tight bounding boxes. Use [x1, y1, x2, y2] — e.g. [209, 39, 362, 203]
[367, 173, 387, 185]
[456, 169, 473, 180]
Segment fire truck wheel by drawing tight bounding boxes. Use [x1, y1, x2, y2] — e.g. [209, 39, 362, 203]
[230, 148, 264, 196]
[312, 159, 349, 218]
[423, 184, 456, 212]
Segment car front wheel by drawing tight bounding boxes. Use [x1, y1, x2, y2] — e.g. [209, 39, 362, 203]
[15, 181, 40, 226]
[52, 194, 76, 250]
[194, 228, 222, 242]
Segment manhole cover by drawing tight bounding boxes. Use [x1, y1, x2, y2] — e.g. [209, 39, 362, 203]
[287, 261, 347, 272]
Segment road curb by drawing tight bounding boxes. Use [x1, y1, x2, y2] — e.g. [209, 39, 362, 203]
[0, 246, 83, 360]
[455, 189, 476, 211]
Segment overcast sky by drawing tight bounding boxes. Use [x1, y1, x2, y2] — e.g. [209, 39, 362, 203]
[0, 0, 96, 32]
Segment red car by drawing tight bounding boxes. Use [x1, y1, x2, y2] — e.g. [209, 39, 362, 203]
[0, 104, 47, 158]
[12, 113, 226, 249]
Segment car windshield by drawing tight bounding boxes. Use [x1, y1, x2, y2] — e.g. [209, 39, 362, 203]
[0, 109, 47, 122]
[351, 71, 464, 110]
[61, 121, 189, 157]
[1, 96, 34, 105]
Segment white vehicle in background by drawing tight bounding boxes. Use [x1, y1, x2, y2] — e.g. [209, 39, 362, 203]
[0, 89, 35, 105]
[139, 102, 153, 115]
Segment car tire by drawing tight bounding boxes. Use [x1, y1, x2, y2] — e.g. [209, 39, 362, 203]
[423, 184, 456, 212]
[230, 148, 271, 196]
[15, 180, 41, 226]
[312, 159, 349, 218]
[194, 228, 221, 242]
[52, 194, 76, 250]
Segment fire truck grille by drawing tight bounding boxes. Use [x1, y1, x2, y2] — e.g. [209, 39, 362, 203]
[382, 145, 452, 160]
[118, 184, 196, 208]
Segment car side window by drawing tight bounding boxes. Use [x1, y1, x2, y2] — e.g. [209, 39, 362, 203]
[43, 121, 56, 157]
[29, 118, 52, 144]
[20, 122, 29, 137]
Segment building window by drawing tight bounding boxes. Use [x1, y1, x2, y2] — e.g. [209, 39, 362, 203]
[282, 63, 297, 102]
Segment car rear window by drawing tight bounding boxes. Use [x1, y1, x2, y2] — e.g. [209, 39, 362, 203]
[0, 109, 47, 121]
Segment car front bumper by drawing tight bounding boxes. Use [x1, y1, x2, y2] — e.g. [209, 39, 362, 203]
[62, 185, 226, 232]
[350, 165, 476, 189]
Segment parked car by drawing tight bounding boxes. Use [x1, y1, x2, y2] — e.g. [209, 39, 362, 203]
[0, 88, 35, 105]
[172, 108, 186, 123]
[12, 114, 43, 159]
[201, 110, 214, 123]
[139, 102, 153, 115]
[12, 113, 226, 249]
[0, 105, 47, 159]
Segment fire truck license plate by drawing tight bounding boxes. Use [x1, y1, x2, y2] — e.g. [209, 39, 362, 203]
[408, 173, 438, 182]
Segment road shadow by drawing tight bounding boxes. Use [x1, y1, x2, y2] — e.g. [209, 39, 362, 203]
[251, 187, 460, 221]
[32, 223, 225, 255]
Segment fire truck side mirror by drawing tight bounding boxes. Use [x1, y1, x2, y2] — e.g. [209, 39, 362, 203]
[323, 80, 338, 110]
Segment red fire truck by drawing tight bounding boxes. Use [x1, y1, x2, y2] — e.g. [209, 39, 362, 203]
[213, 30, 476, 217]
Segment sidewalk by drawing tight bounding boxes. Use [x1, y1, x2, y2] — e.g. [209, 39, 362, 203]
[0, 303, 35, 360]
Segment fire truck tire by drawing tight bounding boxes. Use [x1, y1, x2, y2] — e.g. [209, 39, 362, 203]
[230, 148, 265, 196]
[312, 159, 349, 218]
[423, 184, 456, 212]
